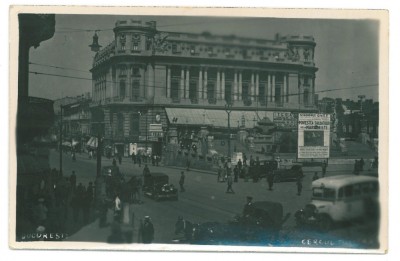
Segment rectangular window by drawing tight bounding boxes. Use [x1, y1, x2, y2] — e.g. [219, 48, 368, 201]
[133, 41, 139, 51]
[171, 78, 180, 99]
[172, 44, 179, 53]
[131, 79, 140, 100]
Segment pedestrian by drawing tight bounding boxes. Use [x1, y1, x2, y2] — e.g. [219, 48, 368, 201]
[186, 158, 191, 171]
[312, 172, 320, 181]
[321, 161, 327, 177]
[217, 166, 222, 182]
[112, 158, 117, 167]
[143, 165, 150, 176]
[70, 171, 77, 192]
[151, 154, 155, 166]
[243, 163, 249, 182]
[131, 152, 135, 163]
[249, 155, 255, 167]
[114, 194, 122, 223]
[138, 152, 142, 167]
[179, 171, 185, 192]
[296, 174, 303, 196]
[233, 165, 239, 182]
[238, 158, 243, 171]
[267, 171, 274, 191]
[118, 154, 122, 165]
[243, 153, 247, 165]
[353, 160, 360, 175]
[360, 158, 365, 171]
[226, 167, 234, 194]
[141, 216, 154, 243]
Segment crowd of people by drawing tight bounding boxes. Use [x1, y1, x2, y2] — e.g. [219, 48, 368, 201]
[16, 168, 96, 241]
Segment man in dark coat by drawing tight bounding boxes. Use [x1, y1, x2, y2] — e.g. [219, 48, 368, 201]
[143, 165, 150, 177]
[141, 216, 154, 243]
[267, 171, 274, 191]
[233, 165, 239, 183]
[179, 171, 185, 192]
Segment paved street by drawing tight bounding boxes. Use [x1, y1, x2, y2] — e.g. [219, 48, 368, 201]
[49, 150, 379, 247]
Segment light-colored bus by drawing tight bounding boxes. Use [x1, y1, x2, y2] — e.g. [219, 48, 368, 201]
[299, 175, 379, 230]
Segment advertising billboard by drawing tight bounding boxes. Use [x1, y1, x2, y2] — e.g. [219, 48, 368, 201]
[297, 113, 331, 158]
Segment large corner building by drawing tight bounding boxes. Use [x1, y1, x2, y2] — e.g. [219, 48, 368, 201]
[90, 20, 318, 157]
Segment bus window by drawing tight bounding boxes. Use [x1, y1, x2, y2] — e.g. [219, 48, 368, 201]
[354, 184, 361, 196]
[338, 188, 344, 200]
[344, 185, 353, 198]
[312, 187, 336, 200]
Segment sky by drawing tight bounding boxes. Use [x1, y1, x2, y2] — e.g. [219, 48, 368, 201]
[27, 14, 380, 102]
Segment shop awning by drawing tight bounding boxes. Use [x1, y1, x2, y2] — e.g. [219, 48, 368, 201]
[165, 108, 269, 129]
[86, 137, 98, 148]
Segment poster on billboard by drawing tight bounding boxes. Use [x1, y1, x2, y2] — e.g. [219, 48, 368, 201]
[297, 113, 331, 158]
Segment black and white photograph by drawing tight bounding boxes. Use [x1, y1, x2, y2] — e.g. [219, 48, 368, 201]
[9, 6, 388, 253]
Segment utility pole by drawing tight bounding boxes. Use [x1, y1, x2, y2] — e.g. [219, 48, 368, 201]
[59, 105, 63, 176]
[225, 103, 232, 160]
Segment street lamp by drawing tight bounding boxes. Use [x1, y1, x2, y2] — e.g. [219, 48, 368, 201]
[225, 103, 232, 160]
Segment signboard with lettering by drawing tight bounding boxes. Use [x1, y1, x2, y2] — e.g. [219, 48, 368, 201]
[297, 113, 330, 159]
[149, 124, 163, 138]
[272, 112, 298, 130]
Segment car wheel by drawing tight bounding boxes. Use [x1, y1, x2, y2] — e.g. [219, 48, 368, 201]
[318, 214, 333, 232]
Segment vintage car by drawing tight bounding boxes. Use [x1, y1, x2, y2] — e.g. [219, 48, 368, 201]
[143, 172, 178, 201]
[186, 201, 290, 245]
[273, 164, 303, 182]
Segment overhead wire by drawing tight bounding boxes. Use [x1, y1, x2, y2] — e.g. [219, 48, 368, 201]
[29, 69, 378, 100]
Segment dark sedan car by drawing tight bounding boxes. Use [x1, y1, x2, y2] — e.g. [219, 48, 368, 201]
[273, 164, 303, 182]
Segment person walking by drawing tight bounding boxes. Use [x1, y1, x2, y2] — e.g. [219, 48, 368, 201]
[179, 171, 185, 192]
[112, 158, 117, 167]
[353, 160, 360, 175]
[143, 165, 150, 177]
[296, 174, 303, 196]
[217, 166, 222, 183]
[118, 154, 122, 165]
[321, 161, 327, 177]
[70, 171, 77, 192]
[233, 165, 239, 183]
[114, 194, 122, 223]
[360, 158, 365, 171]
[312, 172, 320, 181]
[226, 174, 234, 193]
[237, 158, 243, 171]
[267, 170, 274, 191]
[141, 216, 154, 243]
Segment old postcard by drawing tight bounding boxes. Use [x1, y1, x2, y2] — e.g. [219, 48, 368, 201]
[9, 6, 388, 253]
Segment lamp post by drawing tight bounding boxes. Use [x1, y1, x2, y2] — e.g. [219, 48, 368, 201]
[59, 105, 63, 176]
[225, 103, 232, 160]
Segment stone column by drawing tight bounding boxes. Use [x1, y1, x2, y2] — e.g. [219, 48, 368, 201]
[180, 67, 185, 99]
[255, 73, 259, 101]
[272, 74, 276, 102]
[250, 72, 255, 101]
[198, 68, 203, 99]
[221, 70, 225, 100]
[216, 69, 222, 100]
[282, 73, 286, 103]
[167, 66, 171, 98]
[234, 71, 238, 101]
[203, 69, 208, 99]
[185, 68, 190, 99]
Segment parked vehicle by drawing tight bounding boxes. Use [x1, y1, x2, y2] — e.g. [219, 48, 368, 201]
[143, 172, 178, 201]
[273, 164, 303, 182]
[295, 175, 379, 231]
